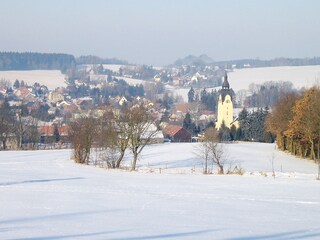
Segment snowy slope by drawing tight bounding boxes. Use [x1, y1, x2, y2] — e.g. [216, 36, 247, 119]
[229, 65, 320, 92]
[0, 70, 66, 90]
[0, 142, 320, 239]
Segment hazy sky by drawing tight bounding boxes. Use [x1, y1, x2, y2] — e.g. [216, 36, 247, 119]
[1, 0, 320, 66]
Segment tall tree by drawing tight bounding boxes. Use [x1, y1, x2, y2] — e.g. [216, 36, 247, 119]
[53, 124, 60, 143]
[183, 112, 195, 134]
[266, 92, 300, 151]
[0, 99, 14, 149]
[127, 106, 158, 171]
[188, 87, 195, 103]
[69, 116, 97, 164]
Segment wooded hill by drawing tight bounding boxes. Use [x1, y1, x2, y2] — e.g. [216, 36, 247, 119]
[0, 52, 76, 71]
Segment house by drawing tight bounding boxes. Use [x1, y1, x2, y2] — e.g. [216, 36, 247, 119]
[162, 125, 191, 142]
[39, 125, 69, 144]
[14, 87, 36, 102]
[0, 86, 7, 95]
[174, 103, 190, 115]
[74, 97, 93, 110]
[142, 123, 164, 144]
[153, 74, 161, 82]
[191, 72, 207, 82]
[172, 77, 184, 86]
[119, 96, 128, 106]
[199, 111, 215, 121]
[48, 90, 64, 103]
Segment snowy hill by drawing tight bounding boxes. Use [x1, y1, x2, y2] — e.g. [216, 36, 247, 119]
[0, 142, 319, 239]
[0, 70, 66, 90]
[228, 65, 320, 92]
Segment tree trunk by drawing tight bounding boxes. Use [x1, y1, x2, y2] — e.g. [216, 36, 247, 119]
[310, 139, 316, 162]
[131, 152, 138, 171]
[282, 136, 286, 151]
[317, 141, 320, 161]
[218, 165, 224, 174]
[204, 158, 208, 174]
[116, 150, 125, 168]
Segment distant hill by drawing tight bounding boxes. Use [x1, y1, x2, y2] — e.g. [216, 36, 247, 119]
[171, 55, 320, 68]
[0, 52, 76, 71]
[76, 55, 128, 65]
[172, 54, 214, 66]
[214, 57, 320, 68]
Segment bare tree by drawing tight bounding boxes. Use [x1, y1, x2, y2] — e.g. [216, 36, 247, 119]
[199, 127, 227, 174]
[96, 110, 124, 168]
[13, 103, 29, 149]
[26, 117, 40, 150]
[127, 106, 158, 171]
[0, 99, 15, 150]
[113, 109, 132, 168]
[69, 116, 96, 164]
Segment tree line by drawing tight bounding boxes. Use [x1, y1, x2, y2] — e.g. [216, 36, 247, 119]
[188, 87, 221, 112]
[241, 81, 294, 108]
[0, 52, 75, 71]
[266, 87, 320, 162]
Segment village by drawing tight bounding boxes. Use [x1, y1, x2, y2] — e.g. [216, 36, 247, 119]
[0, 61, 237, 150]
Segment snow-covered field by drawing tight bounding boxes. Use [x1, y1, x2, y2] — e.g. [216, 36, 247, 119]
[102, 64, 124, 73]
[0, 70, 67, 90]
[171, 65, 320, 102]
[118, 76, 146, 86]
[228, 65, 320, 92]
[1, 142, 319, 239]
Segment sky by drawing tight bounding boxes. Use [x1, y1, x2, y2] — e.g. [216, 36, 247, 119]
[1, 0, 320, 66]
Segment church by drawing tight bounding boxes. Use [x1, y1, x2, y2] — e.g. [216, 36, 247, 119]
[216, 72, 238, 130]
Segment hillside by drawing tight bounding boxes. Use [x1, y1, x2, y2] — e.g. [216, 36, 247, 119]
[171, 56, 320, 68]
[0, 70, 67, 90]
[228, 65, 320, 91]
[0, 52, 75, 71]
[172, 54, 214, 66]
[1, 142, 319, 239]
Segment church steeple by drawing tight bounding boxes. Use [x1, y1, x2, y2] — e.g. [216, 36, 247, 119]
[216, 71, 235, 130]
[222, 71, 230, 89]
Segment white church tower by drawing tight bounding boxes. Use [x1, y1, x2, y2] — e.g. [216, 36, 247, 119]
[216, 72, 235, 129]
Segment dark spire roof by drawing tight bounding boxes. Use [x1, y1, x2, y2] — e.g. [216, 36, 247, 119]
[220, 71, 232, 102]
[222, 72, 230, 89]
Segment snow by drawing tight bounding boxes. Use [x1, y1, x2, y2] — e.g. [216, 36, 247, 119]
[118, 76, 146, 85]
[1, 142, 319, 239]
[102, 64, 124, 73]
[229, 65, 320, 92]
[0, 70, 67, 90]
[169, 65, 320, 102]
[165, 86, 220, 103]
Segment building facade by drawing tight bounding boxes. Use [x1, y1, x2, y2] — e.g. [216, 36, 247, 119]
[216, 72, 236, 129]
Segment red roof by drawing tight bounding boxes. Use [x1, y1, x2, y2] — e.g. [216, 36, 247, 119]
[175, 103, 190, 113]
[39, 125, 69, 136]
[163, 125, 183, 136]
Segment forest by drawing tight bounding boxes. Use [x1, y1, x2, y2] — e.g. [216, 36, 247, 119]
[0, 52, 76, 71]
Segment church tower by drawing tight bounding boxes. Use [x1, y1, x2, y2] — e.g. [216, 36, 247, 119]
[216, 72, 234, 129]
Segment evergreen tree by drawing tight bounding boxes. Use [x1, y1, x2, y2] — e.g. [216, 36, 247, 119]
[53, 125, 60, 143]
[218, 121, 231, 141]
[183, 112, 196, 134]
[13, 79, 20, 89]
[188, 87, 195, 103]
[238, 108, 250, 140]
[230, 125, 237, 140]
